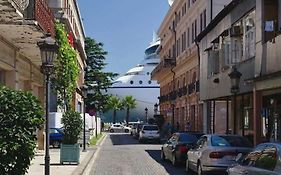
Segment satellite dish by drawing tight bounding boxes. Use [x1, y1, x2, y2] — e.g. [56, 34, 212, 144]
[168, 0, 175, 6]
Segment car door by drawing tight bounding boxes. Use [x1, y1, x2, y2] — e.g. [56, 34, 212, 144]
[187, 136, 207, 171]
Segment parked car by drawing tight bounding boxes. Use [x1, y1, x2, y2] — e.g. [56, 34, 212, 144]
[161, 132, 203, 166]
[49, 128, 64, 148]
[109, 124, 130, 133]
[139, 124, 160, 143]
[227, 142, 281, 175]
[186, 134, 253, 175]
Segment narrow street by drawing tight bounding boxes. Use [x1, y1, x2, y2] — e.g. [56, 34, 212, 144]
[88, 133, 189, 175]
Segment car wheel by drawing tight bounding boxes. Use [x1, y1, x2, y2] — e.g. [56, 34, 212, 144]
[197, 162, 205, 175]
[172, 153, 177, 166]
[161, 149, 166, 160]
[52, 141, 60, 148]
[110, 129, 114, 133]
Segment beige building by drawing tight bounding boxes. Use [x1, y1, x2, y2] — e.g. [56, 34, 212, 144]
[151, 0, 231, 131]
[0, 0, 56, 149]
[0, 0, 87, 149]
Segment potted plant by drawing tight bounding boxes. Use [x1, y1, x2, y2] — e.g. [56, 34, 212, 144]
[60, 109, 83, 164]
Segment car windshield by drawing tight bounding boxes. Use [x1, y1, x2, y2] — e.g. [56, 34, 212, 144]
[211, 135, 252, 147]
[179, 134, 198, 143]
[143, 125, 158, 130]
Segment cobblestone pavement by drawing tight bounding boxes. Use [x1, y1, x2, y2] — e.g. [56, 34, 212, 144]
[88, 133, 193, 175]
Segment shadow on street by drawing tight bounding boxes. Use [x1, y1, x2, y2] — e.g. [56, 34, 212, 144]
[145, 150, 195, 175]
[109, 133, 140, 145]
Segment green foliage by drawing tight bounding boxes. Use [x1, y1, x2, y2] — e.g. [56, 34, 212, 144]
[106, 95, 123, 123]
[89, 133, 103, 145]
[0, 86, 44, 175]
[122, 96, 137, 124]
[52, 22, 79, 110]
[61, 110, 83, 144]
[84, 37, 118, 113]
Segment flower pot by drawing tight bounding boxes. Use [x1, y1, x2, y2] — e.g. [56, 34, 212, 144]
[60, 143, 80, 164]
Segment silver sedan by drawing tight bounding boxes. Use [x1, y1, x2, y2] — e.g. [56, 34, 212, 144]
[186, 134, 253, 175]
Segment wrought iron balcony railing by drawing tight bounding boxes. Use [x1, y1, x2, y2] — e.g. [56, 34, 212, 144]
[151, 58, 176, 78]
[25, 0, 55, 36]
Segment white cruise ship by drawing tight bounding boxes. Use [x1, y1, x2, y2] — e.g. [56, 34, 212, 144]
[103, 36, 160, 122]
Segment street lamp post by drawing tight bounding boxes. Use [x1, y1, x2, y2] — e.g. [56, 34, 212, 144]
[80, 85, 88, 152]
[228, 66, 242, 135]
[154, 103, 158, 115]
[145, 107, 148, 123]
[37, 33, 59, 175]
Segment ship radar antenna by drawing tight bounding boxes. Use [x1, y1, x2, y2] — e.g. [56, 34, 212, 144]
[152, 31, 158, 43]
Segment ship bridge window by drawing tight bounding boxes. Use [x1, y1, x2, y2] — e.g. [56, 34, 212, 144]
[145, 45, 159, 55]
[125, 72, 140, 76]
[148, 80, 152, 84]
[130, 80, 134, 84]
[139, 80, 143, 84]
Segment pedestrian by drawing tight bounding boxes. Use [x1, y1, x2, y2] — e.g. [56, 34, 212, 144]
[101, 121, 104, 131]
[185, 121, 191, 131]
[176, 121, 180, 132]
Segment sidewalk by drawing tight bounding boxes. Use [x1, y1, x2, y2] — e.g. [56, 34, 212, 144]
[27, 147, 96, 175]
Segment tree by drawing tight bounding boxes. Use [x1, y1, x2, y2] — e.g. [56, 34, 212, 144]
[52, 22, 79, 111]
[0, 86, 44, 175]
[106, 96, 123, 123]
[84, 37, 118, 113]
[122, 96, 137, 125]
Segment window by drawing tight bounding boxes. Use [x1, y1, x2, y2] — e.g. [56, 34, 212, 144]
[254, 147, 278, 171]
[200, 13, 203, 32]
[187, 27, 190, 47]
[139, 80, 143, 84]
[211, 135, 252, 147]
[0, 70, 5, 85]
[130, 80, 134, 84]
[203, 9, 207, 29]
[192, 23, 195, 42]
[208, 49, 219, 76]
[148, 80, 152, 84]
[244, 10, 255, 60]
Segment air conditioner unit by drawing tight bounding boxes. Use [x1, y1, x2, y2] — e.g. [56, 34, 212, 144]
[230, 26, 242, 37]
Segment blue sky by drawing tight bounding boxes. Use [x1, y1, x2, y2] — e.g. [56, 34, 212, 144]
[78, 0, 169, 75]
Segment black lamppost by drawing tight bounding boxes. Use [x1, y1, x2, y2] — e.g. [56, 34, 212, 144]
[154, 103, 159, 115]
[228, 66, 242, 135]
[37, 33, 59, 175]
[80, 85, 88, 152]
[145, 107, 148, 123]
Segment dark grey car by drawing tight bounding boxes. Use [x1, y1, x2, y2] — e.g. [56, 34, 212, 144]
[227, 142, 281, 175]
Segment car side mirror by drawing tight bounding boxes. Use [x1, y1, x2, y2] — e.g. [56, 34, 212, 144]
[235, 153, 244, 164]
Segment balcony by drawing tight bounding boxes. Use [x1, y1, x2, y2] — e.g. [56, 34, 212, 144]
[0, 0, 55, 66]
[151, 58, 176, 80]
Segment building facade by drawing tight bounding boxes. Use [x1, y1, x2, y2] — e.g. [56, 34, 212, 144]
[151, 0, 231, 131]
[0, 0, 56, 149]
[197, 0, 281, 145]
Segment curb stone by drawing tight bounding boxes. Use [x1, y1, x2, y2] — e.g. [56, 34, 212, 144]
[71, 148, 96, 175]
[71, 133, 106, 175]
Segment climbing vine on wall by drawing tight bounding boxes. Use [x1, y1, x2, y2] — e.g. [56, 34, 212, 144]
[52, 22, 79, 110]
